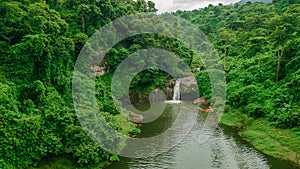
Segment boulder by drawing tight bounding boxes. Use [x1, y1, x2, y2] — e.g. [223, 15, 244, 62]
[192, 97, 209, 106]
[180, 76, 198, 101]
[90, 66, 106, 76]
[128, 113, 144, 123]
[149, 88, 166, 102]
[163, 87, 173, 100]
[180, 76, 197, 89]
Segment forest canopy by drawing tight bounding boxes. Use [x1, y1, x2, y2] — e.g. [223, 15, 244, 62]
[0, 0, 299, 168]
[175, 0, 300, 129]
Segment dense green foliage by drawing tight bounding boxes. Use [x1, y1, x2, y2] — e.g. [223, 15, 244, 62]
[174, 0, 300, 129]
[0, 0, 299, 168]
[0, 0, 155, 168]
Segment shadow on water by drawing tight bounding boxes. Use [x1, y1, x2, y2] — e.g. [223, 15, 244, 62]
[106, 102, 298, 169]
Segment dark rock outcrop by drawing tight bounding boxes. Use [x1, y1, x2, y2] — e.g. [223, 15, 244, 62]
[180, 76, 198, 101]
[149, 88, 166, 102]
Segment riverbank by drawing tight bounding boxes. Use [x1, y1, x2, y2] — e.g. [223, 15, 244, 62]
[25, 114, 139, 169]
[29, 105, 300, 169]
[27, 155, 108, 169]
[220, 108, 300, 167]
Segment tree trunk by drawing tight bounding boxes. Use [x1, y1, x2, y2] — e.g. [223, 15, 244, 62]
[258, 54, 261, 70]
[81, 11, 85, 33]
[224, 47, 227, 71]
[258, 45, 262, 70]
[276, 44, 284, 83]
[276, 52, 281, 83]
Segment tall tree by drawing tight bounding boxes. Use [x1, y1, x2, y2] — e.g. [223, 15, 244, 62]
[268, 6, 300, 82]
[216, 28, 236, 71]
[249, 28, 268, 70]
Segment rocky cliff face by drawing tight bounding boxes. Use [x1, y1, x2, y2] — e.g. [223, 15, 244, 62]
[124, 76, 199, 105]
[180, 76, 198, 101]
[125, 79, 175, 105]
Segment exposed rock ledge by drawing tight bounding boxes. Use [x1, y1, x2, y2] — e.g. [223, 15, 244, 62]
[128, 113, 144, 123]
[180, 76, 198, 101]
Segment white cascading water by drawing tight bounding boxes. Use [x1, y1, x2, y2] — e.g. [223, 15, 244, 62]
[172, 78, 181, 101]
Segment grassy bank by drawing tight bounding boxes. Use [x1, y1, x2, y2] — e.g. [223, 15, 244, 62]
[220, 109, 300, 166]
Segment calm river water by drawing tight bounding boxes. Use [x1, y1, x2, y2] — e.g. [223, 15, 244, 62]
[106, 102, 298, 169]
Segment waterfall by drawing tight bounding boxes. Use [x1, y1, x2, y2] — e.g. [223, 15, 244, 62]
[165, 78, 181, 104]
[172, 78, 181, 101]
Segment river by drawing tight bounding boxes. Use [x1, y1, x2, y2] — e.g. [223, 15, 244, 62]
[105, 102, 298, 169]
